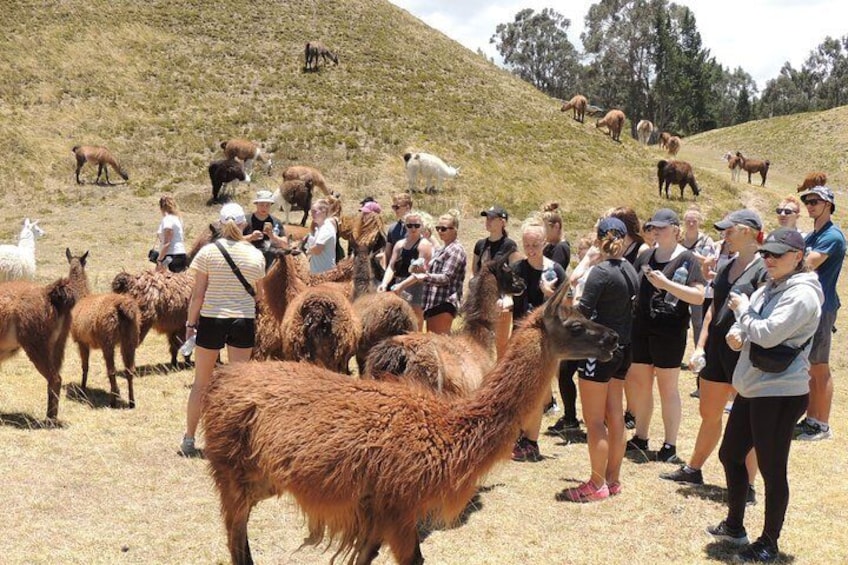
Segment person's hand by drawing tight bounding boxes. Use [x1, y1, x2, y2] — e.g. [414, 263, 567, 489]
[185, 325, 196, 342]
[377, 283, 387, 293]
[539, 278, 555, 297]
[250, 230, 264, 242]
[688, 348, 705, 371]
[644, 268, 669, 289]
[726, 331, 743, 351]
[727, 291, 748, 312]
[412, 272, 427, 282]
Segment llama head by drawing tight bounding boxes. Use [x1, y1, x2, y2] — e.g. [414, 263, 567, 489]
[542, 280, 619, 362]
[65, 248, 89, 269]
[22, 218, 45, 239]
[488, 256, 526, 297]
[721, 151, 733, 162]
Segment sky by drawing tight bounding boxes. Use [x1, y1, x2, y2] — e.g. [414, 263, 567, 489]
[389, 0, 847, 91]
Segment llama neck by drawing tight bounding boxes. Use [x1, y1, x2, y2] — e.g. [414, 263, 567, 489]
[18, 230, 36, 254]
[261, 255, 305, 320]
[352, 247, 374, 300]
[459, 269, 497, 349]
[68, 264, 90, 298]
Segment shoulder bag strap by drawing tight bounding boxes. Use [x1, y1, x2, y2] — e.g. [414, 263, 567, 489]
[214, 241, 256, 297]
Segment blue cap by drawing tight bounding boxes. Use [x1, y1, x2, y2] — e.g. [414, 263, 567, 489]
[598, 217, 627, 238]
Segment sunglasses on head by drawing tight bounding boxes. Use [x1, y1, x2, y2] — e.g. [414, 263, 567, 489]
[803, 199, 822, 206]
[405, 223, 421, 229]
[435, 226, 454, 232]
[775, 208, 797, 215]
[391, 204, 405, 210]
[760, 250, 787, 260]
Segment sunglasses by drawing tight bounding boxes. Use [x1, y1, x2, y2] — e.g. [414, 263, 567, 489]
[775, 208, 797, 215]
[759, 250, 787, 260]
[391, 204, 406, 211]
[405, 223, 421, 229]
[435, 226, 454, 232]
[803, 199, 823, 206]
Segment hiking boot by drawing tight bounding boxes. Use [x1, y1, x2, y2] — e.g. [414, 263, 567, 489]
[706, 520, 749, 546]
[625, 435, 649, 452]
[511, 437, 542, 462]
[179, 435, 198, 457]
[795, 420, 833, 441]
[734, 537, 779, 563]
[746, 484, 757, 506]
[660, 465, 704, 485]
[608, 481, 622, 496]
[556, 480, 610, 503]
[624, 410, 636, 429]
[656, 443, 683, 464]
[547, 415, 581, 435]
[543, 396, 561, 416]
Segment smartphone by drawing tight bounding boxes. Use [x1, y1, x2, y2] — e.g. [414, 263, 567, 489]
[263, 222, 272, 233]
[641, 265, 652, 274]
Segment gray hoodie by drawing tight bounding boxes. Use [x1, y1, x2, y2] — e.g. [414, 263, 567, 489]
[729, 271, 823, 398]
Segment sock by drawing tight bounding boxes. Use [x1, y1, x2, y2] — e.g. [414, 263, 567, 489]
[684, 465, 698, 473]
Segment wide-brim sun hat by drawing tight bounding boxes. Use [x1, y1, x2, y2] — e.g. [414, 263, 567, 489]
[799, 186, 836, 212]
[252, 190, 276, 204]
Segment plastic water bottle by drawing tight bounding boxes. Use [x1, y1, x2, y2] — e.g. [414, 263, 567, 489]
[690, 350, 706, 373]
[664, 261, 690, 306]
[179, 335, 196, 357]
[542, 268, 558, 283]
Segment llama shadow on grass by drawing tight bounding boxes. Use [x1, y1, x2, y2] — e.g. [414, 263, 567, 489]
[624, 448, 657, 464]
[134, 361, 194, 378]
[547, 428, 587, 445]
[417, 483, 504, 541]
[675, 483, 730, 505]
[65, 383, 132, 410]
[703, 541, 796, 563]
[0, 412, 65, 430]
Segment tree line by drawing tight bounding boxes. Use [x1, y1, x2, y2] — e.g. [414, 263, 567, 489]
[490, 0, 848, 137]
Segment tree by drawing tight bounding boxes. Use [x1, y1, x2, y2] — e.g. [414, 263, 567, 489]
[490, 8, 580, 100]
[734, 85, 751, 124]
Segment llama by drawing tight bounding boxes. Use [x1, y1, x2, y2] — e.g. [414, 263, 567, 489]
[658, 131, 671, 150]
[0, 269, 78, 420]
[364, 256, 526, 395]
[272, 177, 315, 226]
[403, 152, 459, 193]
[201, 280, 619, 565]
[0, 218, 45, 282]
[722, 151, 742, 182]
[67, 249, 141, 409]
[111, 269, 192, 366]
[797, 171, 828, 193]
[220, 139, 272, 180]
[561, 94, 588, 122]
[304, 41, 339, 71]
[636, 119, 654, 145]
[658, 159, 700, 199]
[208, 158, 247, 204]
[252, 250, 308, 360]
[736, 151, 770, 186]
[72, 145, 129, 185]
[595, 109, 626, 142]
[666, 135, 681, 156]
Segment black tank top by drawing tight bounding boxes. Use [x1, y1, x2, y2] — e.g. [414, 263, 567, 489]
[623, 241, 641, 266]
[394, 238, 421, 280]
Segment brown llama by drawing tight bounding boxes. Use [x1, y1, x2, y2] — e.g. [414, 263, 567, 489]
[0, 263, 78, 420]
[72, 145, 129, 185]
[561, 94, 588, 122]
[201, 280, 619, 565]
[736, 151, 770, 186]
[595, 109, 626, 142]
[658, 159, 701, 199]
[364, 256, 526, 395]
[67, 249, 141, 409]
[219, 139, 272, 179]
[305, 41, 339, 71]
[208, 158, 247, 204]
[111, 269, 192, 366]
[251, 250, 307, 360]
[658, 131, 671, 150]
[666, 135, 681, 156]
[797, 171, 827, 193]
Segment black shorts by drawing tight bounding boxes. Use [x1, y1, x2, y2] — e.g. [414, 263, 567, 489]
[631, 320, 687, 369]
[424, 302, 457, 319]
[165, 254, 187, 273]
[700, 330, 740, 384]
[195, 316, 256, 349]
[577, 344, 631, 383]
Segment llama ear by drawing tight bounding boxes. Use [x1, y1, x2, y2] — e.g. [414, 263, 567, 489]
[65, 248, 72, 262]
[543, 276, 571, 321]
[81, 251, 89, 265]
[23, 218, 31, 227]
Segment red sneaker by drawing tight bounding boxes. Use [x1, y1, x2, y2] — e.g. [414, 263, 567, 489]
[556, 481, 610, 503]
[608, 481, 622, 496]
[511, 437, 542, 462]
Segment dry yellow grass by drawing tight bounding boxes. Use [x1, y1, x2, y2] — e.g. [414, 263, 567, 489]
[1, 0, 847, 563]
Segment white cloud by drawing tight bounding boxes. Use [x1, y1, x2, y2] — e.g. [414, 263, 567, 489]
[390, 0, 848, 90]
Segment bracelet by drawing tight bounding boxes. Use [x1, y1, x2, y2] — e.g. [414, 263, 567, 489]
[186, 322, 197, 329]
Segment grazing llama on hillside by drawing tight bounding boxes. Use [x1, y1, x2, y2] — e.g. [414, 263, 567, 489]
[72, 145, 129, 185]
[658, 159, 700, 199]
[595, 110, 626, 142]
[364, 256, 526, 395]
[403, 152, 459, 193]
[201, 281, 619, 565]
[208, 158, 247, 204]
[304, 41, 339, 71]
[219, 139, 272, 180]
[68, 249, 141, 409]
[636, 120, 654, 145]
[0, 218, 45, 282]
[666, 135, 681, 156]
[0, 261, 78, 420]
[561, 94, 588, 122]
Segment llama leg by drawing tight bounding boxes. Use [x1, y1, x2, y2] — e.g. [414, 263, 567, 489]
[218, 478, 255, 565]
[120, 338, 137, 409]
[386, 523, 424, 565]
[46, 375, 62, 421]
[103, 346, 121, 408]
[354, 538, 382, 565]
[167, 332, 181, 367]
[79, 343, 90, 390]
[75, 158, 85, 184]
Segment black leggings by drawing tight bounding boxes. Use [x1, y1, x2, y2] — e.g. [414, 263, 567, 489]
[719, 393, 808, 547]
[558, 360, 578, 423]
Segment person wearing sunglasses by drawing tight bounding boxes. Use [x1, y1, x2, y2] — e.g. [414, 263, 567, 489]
[707, 228, 822, 563]
[379, 210, 433, 329]
[391, 210, 466, 335]
[383, 193, 413, 270]
[794, 186, 845, 441]
[774, 196, 801, 232]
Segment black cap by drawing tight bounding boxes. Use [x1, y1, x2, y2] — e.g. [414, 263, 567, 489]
[597, 217, 627, 238]
[714, 209, 763, 231]
[359, 196, 376, 206]
[481, 205, 508, 220]
[760, 228, 806, 255]
[645, 208, 679, 228]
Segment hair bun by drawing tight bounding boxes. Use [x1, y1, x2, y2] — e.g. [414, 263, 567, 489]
[543, 201, 560, 212]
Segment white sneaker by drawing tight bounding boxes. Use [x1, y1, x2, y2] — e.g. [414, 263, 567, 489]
[544, 401, 561, 416]
[796, 422, 833, 441]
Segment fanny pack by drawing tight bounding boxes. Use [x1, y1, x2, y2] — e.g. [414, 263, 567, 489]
[749, 338, 812, 373]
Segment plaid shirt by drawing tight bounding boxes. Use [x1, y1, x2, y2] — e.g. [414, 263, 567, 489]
[423, 240, 467, 312]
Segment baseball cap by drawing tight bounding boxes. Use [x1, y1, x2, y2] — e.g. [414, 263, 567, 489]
[219, 202, 246, 224]
[759, 228, 806, 255]
[360, 201, 382, 214]
[714, 209, 763, 231]
[481, 205, 508, 220]
[252, 190, 275, 204]
[645, 208, 679, 228]
[597, 217, 627, 238]
[799, 186, 836, 212]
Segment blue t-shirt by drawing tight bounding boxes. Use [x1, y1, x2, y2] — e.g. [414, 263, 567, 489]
[805, 220, 846, 311]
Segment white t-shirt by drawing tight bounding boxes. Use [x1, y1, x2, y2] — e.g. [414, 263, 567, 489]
[158, 214, 186, 255]
[307, 221, 337, 274]
[189, 240, 265, 319]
